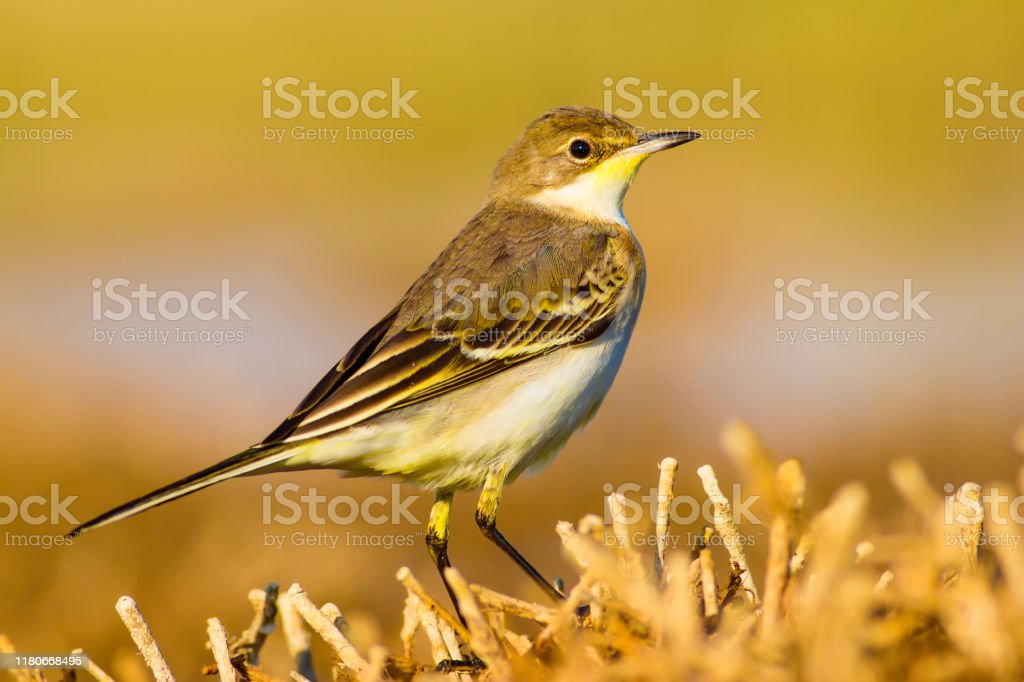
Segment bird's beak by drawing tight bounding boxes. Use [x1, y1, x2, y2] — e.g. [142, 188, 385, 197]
[625, 130, 700, 156]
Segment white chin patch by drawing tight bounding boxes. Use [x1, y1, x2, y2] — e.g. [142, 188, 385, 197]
[529, 168, 632, 227]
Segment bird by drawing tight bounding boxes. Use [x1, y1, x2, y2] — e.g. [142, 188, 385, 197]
[68, 106, 698, 613]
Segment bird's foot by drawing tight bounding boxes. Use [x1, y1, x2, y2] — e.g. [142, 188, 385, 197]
[435, 654, 486, 674]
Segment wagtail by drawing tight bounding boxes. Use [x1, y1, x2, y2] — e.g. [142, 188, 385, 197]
[69, 106, 698, 610]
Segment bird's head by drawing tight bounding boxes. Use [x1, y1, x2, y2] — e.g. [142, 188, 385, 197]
[487, 106, 698, 224]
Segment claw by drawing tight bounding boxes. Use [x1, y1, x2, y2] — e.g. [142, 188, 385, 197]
[435, 654, 486, 674]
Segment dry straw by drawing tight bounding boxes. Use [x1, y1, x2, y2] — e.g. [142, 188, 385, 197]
[5, 421, 1024, 681]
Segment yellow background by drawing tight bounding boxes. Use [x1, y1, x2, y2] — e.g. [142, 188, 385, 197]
[1, 0, 1022, 675]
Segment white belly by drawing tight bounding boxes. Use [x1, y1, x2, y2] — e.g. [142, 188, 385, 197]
[444, 324, 631, 476]
[281, 317, 636, 490]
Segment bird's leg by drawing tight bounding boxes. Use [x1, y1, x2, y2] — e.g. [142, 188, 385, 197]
[425, 491, 462, 620]
[425, 491, 485, 673]
[475, 464, 566, 603]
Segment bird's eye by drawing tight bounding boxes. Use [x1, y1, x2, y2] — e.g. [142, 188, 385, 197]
[568, 138, 592, 160]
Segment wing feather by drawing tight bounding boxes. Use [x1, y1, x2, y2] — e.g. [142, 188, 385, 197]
[267, 225, 639, 445]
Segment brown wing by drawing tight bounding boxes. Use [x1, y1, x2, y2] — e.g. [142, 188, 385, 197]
[271, 229, 639, 444]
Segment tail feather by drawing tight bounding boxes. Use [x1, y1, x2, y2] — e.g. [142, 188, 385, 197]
[67, 444, 292, 538]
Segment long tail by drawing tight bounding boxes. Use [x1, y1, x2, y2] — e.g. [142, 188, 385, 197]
[66, 444, 294, 538]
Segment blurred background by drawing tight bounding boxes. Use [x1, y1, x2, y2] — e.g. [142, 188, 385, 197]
[1, 0, 1023, 676]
